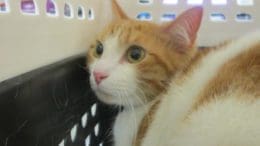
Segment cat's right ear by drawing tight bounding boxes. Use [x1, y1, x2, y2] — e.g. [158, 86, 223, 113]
[111, 0, 129, 20]
[161, 7, 203, 52]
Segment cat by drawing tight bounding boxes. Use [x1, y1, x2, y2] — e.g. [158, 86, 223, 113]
[86, 0, 260, 146]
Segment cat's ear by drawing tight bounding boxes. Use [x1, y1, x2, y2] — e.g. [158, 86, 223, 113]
[162, 7, 203, 52]
[111, 0, 129, 20]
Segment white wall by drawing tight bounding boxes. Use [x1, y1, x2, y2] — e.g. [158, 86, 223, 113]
[0, 0, 104, 82]
[0, 0, 259, 82]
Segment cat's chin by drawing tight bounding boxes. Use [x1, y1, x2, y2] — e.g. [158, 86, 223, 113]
[90, 80, 143, 107]
[90, 84, 121, 105]
[94, 89, 143, 107]
[94, 89, 123, 106]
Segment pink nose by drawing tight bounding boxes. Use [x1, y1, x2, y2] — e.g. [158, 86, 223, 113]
[93, 71, 109, 85]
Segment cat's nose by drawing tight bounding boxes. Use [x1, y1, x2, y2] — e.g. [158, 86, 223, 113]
[93, 71, 109, 85]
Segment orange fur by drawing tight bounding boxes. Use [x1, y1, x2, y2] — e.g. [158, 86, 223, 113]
[193, 43, 260, 111]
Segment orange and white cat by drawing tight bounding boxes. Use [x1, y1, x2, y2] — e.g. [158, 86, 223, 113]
[87, 0, 260, 146]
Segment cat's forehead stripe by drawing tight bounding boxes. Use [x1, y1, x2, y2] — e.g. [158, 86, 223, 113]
[100, 20, 160, 44]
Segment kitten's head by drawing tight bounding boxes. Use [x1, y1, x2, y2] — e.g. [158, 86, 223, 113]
[87, 0, 203, 107]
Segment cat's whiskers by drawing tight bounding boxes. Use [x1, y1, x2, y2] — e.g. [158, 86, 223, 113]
[121, 87, 139, 144]
[117, 89, 123, 106]
[136, 79, 157, 101]
[135, 88, 147, 108]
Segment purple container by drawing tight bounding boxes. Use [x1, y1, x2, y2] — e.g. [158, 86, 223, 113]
[21, 0, 36, 14]
[46, 0, 56, 15]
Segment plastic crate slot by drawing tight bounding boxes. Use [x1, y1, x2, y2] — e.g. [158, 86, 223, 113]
[91, 103, 97, 117]
[81, 112, 88, 128]
[210, 13, 226, 22]
[46, 0, 58, 17]
[139, 0, 153, 5]
[70, 124, 78, 142]
[59, 139, 65, 146]
[94, 123, 100, 136]
[88, 8, 95, 20]
[99, 142, 104, 146]
[21, 0, 39, 15]
[187, 0, 203, 5]
[163, 0, 178, 5]
[236, 12, 252, 22]
[64, 2, 73, 19]
[136, 12, 152, 21]
[211, 0, 227, 5]
[85, 135, 91, 146]
[0, 0, 10, 13]
[237, 0, 254, 6]
[77, 6, 85, 20]
[161, 13, 176, 21]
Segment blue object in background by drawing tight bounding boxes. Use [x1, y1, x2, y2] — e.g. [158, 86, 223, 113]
[236, 13, 252, 22]
[210, 13, 226, 22]
[161, 13, 176, 21]
[139, 0, 152, 4]
[137, 12, 152, 21]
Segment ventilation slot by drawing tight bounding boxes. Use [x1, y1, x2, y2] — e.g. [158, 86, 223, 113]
[85, 135, 91, 146]
[187, 0, 203, 5]
[163, 0, 178, 5]
[137, 12, 152, 21]
[21, 0, 39, 15]
[70, 124, 78, 142]
[139, 0, 153, 5]
[237, 0, 254, 6]
[211, 0, 227, 5]
[46, 0, 58, 17]
[161, 13, 176, 21]
[94, 123, 100, 136]
[91, 103, 97, 117]
[88, 8, 95, 20]
[77, 6, 85, 20]
[59, 139, 65, 146]
[210, 13, 226, 22]
[64, 3, 73, 19]
[0, 0, 10, 13]
[236, 13, 252, 22]
[81, 112, 88, 128]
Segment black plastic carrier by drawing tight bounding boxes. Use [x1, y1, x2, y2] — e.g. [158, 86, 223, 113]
[0, 56, 117, 146]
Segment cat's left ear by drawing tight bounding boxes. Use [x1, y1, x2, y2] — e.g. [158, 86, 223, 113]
[111, 0, 129, 20]
[161, 7, 203, 52]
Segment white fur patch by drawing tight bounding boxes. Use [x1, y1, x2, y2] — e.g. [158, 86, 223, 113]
[172, 95, 260, 146]
[114, 105, 150, 146]
[141, 30, 260, 146]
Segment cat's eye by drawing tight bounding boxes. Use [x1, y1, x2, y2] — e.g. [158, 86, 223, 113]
[94, 41, 103, 58]
[127, 45, 145, 63]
